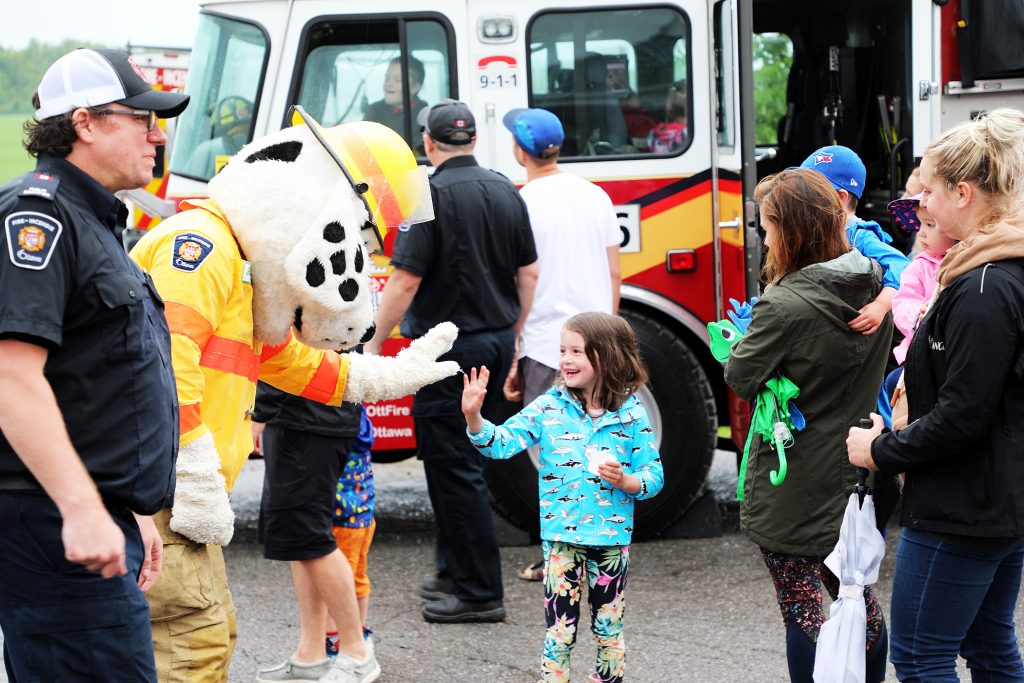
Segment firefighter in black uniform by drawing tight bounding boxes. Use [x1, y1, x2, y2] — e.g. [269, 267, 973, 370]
[365, 99, 539, 623]
[0, 48, 188, 682]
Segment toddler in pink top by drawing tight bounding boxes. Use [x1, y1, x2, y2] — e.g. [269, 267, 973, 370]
[888, 194, 957, 364]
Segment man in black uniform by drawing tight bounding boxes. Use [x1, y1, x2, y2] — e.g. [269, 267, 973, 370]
[365, 99, 539, 623]
[0, 48, 187, 682]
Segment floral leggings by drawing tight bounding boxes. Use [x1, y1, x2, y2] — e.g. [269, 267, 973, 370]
[760, 547, 885, 647]
[541, 541, 629, 683]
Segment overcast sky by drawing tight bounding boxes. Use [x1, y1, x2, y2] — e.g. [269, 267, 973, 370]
[2, 0, 202, 51]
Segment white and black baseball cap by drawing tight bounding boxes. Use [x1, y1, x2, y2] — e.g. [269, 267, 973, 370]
[34, 48, 190, 121]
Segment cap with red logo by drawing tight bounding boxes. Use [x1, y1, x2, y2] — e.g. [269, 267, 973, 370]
[416, 98, 476, 145]
[34, 48, 190, 121]
[798, 145, 866, 199]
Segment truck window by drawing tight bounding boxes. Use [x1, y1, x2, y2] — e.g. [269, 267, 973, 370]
[714, 0, 735, 149]
[753, 32, 793, 147]
[169, 14, 267, 181]
[527, 6, 691, 159]
[294, 17, 454, 153]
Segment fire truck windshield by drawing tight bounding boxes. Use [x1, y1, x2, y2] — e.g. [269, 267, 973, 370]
[169, 13, 267, 181]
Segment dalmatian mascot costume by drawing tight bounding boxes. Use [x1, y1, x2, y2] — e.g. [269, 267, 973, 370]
[130, 108, 455, 681]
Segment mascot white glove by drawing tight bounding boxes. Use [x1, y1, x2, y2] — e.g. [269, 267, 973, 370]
[344, 322, 461, 403]
[170, 432, 235, 546]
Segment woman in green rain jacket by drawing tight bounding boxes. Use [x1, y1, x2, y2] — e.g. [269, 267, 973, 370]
[724, 168, 891, 682]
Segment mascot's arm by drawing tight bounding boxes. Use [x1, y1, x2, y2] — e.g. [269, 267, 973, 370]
[259, 331, 351, 405]
[342, 322, 460, 402]
[129, 219, 236, 545]
[259, 323, 461, 405]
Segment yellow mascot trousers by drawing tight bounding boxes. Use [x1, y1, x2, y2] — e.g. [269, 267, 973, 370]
[147, 509, 237, 683]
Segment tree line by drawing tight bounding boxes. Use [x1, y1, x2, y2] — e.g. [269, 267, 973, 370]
[0, 40, 108, 115]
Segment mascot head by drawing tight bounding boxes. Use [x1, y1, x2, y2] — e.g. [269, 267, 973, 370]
[208, 107, 432, 350]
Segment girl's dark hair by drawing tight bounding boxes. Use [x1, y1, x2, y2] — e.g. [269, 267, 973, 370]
[23, 92, 77, 158]
[755, 168, 849, 282]
[559, 312, 649, 412]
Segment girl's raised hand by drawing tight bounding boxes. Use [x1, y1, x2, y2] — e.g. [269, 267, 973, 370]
[462, 366, 490, 432]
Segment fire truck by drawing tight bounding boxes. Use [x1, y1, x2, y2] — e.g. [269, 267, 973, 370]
[158, 0, 1024, 537]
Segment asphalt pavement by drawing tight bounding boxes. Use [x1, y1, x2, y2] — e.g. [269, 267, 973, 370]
[222, 454, 1018, 681]
[2, 454, 1021, 682]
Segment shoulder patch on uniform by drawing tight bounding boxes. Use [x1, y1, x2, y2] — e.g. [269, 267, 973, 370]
[171, 232, 215, 272]
[18, 173, 61, 201]
[5, 211, 63, 270]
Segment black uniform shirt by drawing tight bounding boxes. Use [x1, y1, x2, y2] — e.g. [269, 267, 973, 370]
[0, 155, 177, 514]
[390, 155, 537, 338]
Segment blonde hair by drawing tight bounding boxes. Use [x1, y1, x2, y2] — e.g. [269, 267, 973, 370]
[558, 312, 648, 412]
[924, 108, 1024, 219]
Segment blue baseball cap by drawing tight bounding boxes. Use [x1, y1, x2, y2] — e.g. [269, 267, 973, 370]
[502, 108, 564, 158]
[798, 145, 866, 199]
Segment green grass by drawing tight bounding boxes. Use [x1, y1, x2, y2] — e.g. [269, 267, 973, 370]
[0, 113, 35, 179]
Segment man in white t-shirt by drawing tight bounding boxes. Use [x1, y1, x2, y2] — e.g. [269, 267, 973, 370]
[501, 107, 622, 579]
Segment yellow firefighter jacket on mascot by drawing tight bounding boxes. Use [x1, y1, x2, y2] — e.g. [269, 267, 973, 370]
[130, 108, 454, 682]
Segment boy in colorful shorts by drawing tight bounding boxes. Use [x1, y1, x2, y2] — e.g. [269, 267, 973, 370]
[327, 409, 377, 655]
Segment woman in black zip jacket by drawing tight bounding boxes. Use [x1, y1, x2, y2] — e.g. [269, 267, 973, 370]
[848, 108, 1024, 681]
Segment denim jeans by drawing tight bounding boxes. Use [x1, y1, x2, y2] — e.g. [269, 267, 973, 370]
[890, 527, 1024, 682]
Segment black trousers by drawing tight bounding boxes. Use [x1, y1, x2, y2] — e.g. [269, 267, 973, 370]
[413, 327, 515, 603]
[0, 492, 155, 683]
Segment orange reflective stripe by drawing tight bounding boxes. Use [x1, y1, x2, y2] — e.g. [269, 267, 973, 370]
[180, 403, 203, 434]
[259, 332, 292, 362]
[201, 336, 260, 382]
[164, 301, 214, 348]
[299, 353, 341, 403]
[335, 126, 403, 227]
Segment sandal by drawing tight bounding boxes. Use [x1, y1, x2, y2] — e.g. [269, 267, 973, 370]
[516, 559, 544, 581]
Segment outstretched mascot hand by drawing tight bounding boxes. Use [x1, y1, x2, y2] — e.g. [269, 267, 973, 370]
[170, 433, 235, 546]
[343, 322, 460, 403]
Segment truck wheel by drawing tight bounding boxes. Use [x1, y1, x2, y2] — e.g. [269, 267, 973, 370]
[485, 309, 717, 539]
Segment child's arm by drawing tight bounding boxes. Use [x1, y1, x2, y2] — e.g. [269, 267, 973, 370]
[462, 366, 489, 434]
[464, 366, 543, 459]
[848, 287, 896, 335]
[847, 229, 911, 334]
[599, 408, 664, 499]
[851, 229, 910, 291]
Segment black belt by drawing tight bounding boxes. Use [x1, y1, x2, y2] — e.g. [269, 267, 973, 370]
[0, 473, 43, 491]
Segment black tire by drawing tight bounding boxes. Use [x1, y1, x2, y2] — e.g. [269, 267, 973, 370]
[486, 308, 717, 539]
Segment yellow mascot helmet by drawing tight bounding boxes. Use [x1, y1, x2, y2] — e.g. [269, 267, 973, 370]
[290, 105, 433, 254]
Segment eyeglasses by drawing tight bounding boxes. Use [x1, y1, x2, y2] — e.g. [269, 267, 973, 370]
[91, 108, 159, 132]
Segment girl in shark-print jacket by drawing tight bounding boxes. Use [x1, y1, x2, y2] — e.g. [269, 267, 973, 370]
[467, 385, 663, 546]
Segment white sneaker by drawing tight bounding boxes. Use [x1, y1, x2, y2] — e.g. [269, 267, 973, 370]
[256, 657, 331, 682]
[318, 638, 380, 683]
